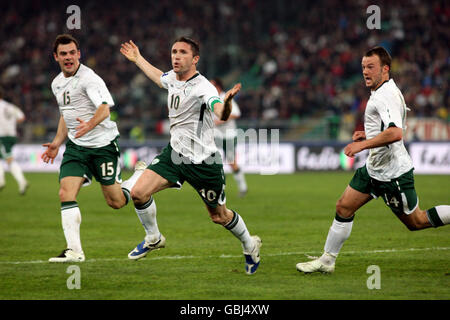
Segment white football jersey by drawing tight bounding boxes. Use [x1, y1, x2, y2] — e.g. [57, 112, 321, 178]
[213, 91, 241, 140]
[0, 99, 24, 137]
[51, 64, 119, 148]
[160, 70, 223, 163]
[364, 79, 413, 181]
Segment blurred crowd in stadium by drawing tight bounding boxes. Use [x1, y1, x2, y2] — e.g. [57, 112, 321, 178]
[0, 0, 448, 142]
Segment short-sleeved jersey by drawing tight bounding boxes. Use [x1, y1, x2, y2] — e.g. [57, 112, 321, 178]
[364, 79, 413, 181]
[0, 99, 24, 137]
[213, 91, 241, 140]
[160, 70, 223, 163]
[51, 64, 119, 148]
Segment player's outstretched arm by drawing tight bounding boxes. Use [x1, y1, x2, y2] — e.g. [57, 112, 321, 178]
[42, 115, 68, 164]
[120, 40, 164, 88]
[214, 83, 242, 121]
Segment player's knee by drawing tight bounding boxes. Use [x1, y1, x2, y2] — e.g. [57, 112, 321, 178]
[335, 200, 354, 218]
[207, 205, 230, 226]
[210, 214, 226, 225]
[130, 188, 145, 202]
[58, 187, 73, 202]
[106, 198, 123, 210]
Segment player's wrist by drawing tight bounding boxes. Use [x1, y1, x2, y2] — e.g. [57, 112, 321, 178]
[134, 54, 143, 65]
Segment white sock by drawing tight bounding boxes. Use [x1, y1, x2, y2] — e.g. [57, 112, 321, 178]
[427, 205, 450, 227]
[224, 210, 253, 252]
[233, 169, 247, 193]
[322, 215, 354, 264]
[121, 168, 145, 203]
[0, 162, 5, 187]
[61, 202, 83, 254]
[9, 161, 26, 187]
[135, 197, 161, 244]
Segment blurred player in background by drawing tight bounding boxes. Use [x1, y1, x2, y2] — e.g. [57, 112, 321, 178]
[120, 37, 261, 274]
[211, 78, 248, 197]
[42, 34, 135, 263]
[0, 87, 28, 194]
[296, 46, 450, 274]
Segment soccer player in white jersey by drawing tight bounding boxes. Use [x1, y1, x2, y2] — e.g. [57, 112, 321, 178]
[211, 78, 248, 197]
[42, 34, 133, 263]
[0, 87, 28, 194]
[120, 37, 261, 274]
[296, 46, 450, 274]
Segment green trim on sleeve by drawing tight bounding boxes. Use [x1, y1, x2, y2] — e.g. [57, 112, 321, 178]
[210, 99, 221, 111]
[388, 122, 397, 128]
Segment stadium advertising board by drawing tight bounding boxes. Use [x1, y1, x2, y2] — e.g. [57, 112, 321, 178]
[409, 142, 450, 174]
[4, 142, 449, 174]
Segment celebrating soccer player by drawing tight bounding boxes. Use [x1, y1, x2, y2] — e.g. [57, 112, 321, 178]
[120, 37, 261, 274]
[296, 46, 450, 274]
[43, 34, 134, 263]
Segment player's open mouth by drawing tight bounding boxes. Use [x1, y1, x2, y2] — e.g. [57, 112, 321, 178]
[65, 62, 74, 67]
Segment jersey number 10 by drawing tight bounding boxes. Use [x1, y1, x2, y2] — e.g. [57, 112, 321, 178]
[170, 94, 180, 110]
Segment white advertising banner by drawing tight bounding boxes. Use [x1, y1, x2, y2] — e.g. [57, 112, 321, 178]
[233, 143, 295, 175]
[2, 144, 65, 172]
[3, 142, 448, 175]
[409, 142, 450, 174]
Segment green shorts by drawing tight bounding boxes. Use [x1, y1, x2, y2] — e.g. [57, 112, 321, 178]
[148, 143, 226, 208]
[349, 165, 418, 216]
[215, 136, 237, 163]
[0, 136, 17, 159]
[59, 138, 122, 186]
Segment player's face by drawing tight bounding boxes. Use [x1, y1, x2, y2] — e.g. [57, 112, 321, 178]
[171, 42, 199, 75]
[361, 55, 388, 90]
[53, 42, 81, 77]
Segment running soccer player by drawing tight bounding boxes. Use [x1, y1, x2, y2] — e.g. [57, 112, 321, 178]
[211, 78, 248, 197]
[296, 46, 450, 274]
[120, 37, 261, 274]
[0, 87, 28, 194]
[43, 34, 134, 263]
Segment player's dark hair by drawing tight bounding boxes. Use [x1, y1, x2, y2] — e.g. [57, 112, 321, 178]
[173, 36, 200, 57]
[365, 46, 392, 70]
[53, 34, 80, 54]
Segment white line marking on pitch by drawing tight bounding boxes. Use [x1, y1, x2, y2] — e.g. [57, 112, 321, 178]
[0, 247, 448, 265]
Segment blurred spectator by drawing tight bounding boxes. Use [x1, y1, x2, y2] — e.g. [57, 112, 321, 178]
[0, 0, 448, 142]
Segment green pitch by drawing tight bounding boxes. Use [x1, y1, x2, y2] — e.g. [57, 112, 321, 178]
[0, 172, 448, 300]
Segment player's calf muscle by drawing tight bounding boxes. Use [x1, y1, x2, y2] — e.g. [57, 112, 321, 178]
[401, 210, 431, 231]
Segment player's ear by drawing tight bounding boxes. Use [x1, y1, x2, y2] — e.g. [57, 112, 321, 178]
[193, 55, 200, 66]
[53, 52, 58, 61]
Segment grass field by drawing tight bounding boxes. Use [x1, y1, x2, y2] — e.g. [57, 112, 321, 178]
[0, 171, 449, 301]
